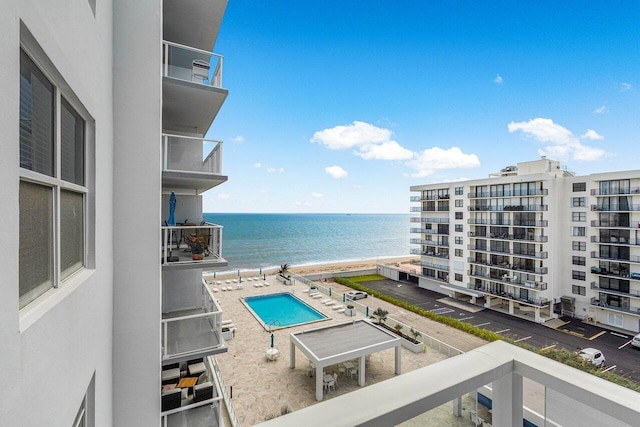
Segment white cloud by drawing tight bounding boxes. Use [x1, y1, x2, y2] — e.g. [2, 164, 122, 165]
[593, 105, 608, 114]
[232, 135, 245, 143]
[217, 193, 229, 200]
[266, 167, 285, 174]
[311, 121, 392, 150]
[325, 165, 348, 179]
[580, 129, 604, 140]
[354, 141, 413, 160]
[494, 74, 503, 84]
[313, 120, 481, 177]
[294, 201, 312, 206]
[311, 192, 324, 198]
[621, 82, 633, 92]
[253, 162, 262, 168]
[508, 117, 607, 162]
[279, 167, 285, 173]
[405, 147, 480, 178]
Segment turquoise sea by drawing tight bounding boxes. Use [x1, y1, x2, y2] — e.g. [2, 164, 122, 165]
[202, 213, 411, 272]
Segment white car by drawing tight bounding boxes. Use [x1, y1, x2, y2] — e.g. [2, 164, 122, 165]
[346, 291, 368, 300]
[632, 333, 640, 349]
[578, 348, 605, 367]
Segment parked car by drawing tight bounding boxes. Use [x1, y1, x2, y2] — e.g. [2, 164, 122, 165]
[632, 333, 640, 349]
[346, 291, 368, 300]
[630, 272, 640, 280]
[577, 348, 606, 367]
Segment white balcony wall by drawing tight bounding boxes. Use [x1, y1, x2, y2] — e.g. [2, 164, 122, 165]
[162, 193, 203, 225]
[163, 269, 203, 312]
[1, 1, 114, 426]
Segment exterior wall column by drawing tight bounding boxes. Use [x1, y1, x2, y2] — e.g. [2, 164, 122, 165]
[508, 300, 514, 314]
[359, 356, 366, 386]
[484, 295, 491, 308]
[289, 342, 296, 369]
[395, 344, 402, 375]
[535, 307, 541, 323]
[452, 396, 462, 417]
[316, 365, 323, 401]
[492, 371, 523, 427]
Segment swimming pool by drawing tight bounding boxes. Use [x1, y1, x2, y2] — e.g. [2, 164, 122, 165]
[242, 293, 328, 330]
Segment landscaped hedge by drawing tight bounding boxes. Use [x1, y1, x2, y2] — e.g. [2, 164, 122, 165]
[335, 275, 640, 392]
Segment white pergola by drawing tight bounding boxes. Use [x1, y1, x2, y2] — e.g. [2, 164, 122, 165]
[289, 320, 402, 401]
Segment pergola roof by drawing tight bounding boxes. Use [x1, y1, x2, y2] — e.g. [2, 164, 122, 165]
[289, 320, 402, 401]
[291, 320, 400, 364]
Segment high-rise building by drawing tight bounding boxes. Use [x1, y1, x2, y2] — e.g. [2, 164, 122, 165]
[411, 157, 640, 333]
[2, 0, 231, 425]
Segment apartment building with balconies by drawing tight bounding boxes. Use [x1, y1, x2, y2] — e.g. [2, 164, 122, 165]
[411, 158, 640, 332]
[2, 0, 231, 426]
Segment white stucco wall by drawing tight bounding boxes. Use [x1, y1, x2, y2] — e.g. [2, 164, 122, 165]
[112, 0, 163, 425]
[0, 0, 114, 425]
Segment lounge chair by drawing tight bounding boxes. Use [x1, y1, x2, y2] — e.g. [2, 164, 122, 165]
[312, 294, 323, 299]
[332, 304, 344, 310]
[212, 287, 218, 292]
[221, 319, 233, 326]
[337, 308, 345, 313]
[236, 283, 243, 290]
[264, 282, 270, 286]
[321, 299, 332, 304]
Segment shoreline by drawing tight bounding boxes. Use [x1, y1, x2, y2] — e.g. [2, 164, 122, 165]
[204, 255, 418, 279]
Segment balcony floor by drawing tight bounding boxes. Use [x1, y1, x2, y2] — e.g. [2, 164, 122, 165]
[163, 308, 225, 361]
[167, 402, 221, 427]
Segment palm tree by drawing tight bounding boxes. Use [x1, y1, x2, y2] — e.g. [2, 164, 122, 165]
[371, 308, 388, 325]
[278, 263, 290, 278]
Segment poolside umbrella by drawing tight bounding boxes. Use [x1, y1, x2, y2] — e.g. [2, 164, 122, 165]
[167, 192, 176, 226]
[270, 332, 275, 348]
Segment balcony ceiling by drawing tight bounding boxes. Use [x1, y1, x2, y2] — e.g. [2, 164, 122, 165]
[163, 78, 228, 135]
[162, 171, 228, 195]
[163, 0, 228, 51]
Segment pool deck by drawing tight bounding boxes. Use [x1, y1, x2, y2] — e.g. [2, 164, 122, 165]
[205, 274, 488, 425]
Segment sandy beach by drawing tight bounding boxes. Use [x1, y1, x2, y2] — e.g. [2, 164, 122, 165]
[207, 255, 419, 280]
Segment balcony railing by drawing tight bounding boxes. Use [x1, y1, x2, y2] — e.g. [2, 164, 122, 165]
[467, 284, 550, 307]
[591, 187, 640, 196]
[410, 238, 449, 247]
[591, 220, 640, 228]
[468, 218, 548, 227]
[590, 297, 640, 316]
[410, 217, 449, 224]
[161, 223, 225, 268]
[590, 282, 640, 299]
[591, 236, 640, 246]
[410, 228, 447, 235]
[163, 133, 223, 175]
[590, 251, 640, 264]
[467, 189, 548, 198]
[163, 41, 223, 88]
[468, 271, 548, 290]
[411, 248, 450, 259]
[161, 282, 225, 360]
[469, 205, 548, 212]
[466, 245, 548, 259]
[467, 231, 548, 243]
[161, 355, 224, 426]
[466, 258, 547, 275]
[418, 261, 450, 272]
[591, 204, 640, 212]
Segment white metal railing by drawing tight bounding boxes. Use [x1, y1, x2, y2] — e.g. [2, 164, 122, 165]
[210, 355, 241, 427]
[161, 283, 223, 358]
[162, 41, 224, 88]
[161, 223, 223, 266]
[161, 355, 224, 427]
[162, 133, 223, 175]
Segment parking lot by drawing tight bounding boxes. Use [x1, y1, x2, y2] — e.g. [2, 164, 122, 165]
[360, 278, 640, 382]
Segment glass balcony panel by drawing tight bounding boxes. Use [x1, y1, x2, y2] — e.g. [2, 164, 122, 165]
[163, 41, 223, 88]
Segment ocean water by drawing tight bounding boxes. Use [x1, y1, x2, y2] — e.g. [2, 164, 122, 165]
[202, 213, 411, 271]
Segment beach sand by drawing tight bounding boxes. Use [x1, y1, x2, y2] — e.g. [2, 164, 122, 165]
[207, 255, 419, 280]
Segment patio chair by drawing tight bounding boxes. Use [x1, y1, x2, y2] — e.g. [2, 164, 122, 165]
[193, 382, 214, 403]
[161, 388, 182, 412]
[349, 367, 358, 379]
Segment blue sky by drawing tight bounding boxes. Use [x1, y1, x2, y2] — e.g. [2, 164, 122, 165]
[204, 1, 639, 214]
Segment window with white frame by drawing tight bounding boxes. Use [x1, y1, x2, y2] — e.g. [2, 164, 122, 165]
[571, 285, 586, 295]
[572, 226, 586, 237]
[572, 241, 586, 251]
[455, 224, 463, 232]
[455, 199, 463, 207]
[572, 270, 586, 281]
[455, 186, 463, 195]
[572, 212, 586, 222]
[19, 48, 91, 309]
[572, 197, 586, 207]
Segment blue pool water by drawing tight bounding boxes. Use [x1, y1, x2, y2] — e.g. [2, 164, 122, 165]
[243, 293, 327, 329]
